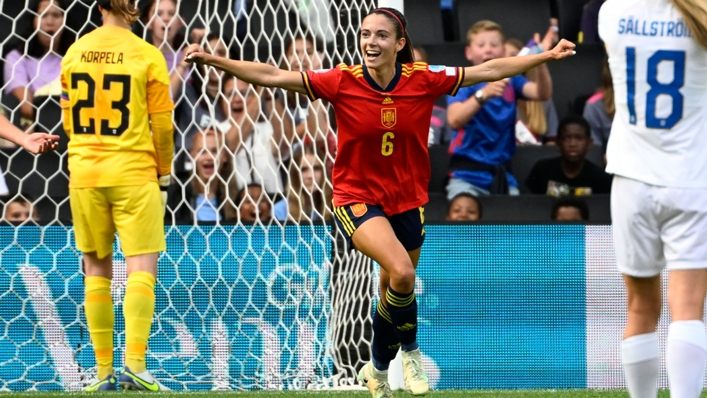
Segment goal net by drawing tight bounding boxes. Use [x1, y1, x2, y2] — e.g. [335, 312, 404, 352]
[0, 0, 378, 391]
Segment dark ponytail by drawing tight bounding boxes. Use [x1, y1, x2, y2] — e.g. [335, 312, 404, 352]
[368, 7, 414, 64]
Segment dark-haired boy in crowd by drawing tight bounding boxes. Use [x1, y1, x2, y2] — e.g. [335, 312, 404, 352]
[551, 197, 589, 221]
[526, 115, 612, 195]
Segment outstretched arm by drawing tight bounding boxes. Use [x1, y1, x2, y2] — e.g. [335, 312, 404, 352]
[184, 44, 307, 95]
[0, 114, 58, 154]
[462, 39, 575, 87]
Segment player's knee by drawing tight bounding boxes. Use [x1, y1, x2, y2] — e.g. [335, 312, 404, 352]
[389, 261, 416, 292]
[627, 295, 661, 320]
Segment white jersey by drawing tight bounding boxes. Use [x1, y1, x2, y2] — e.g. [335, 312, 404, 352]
[599, 0, 707, 187]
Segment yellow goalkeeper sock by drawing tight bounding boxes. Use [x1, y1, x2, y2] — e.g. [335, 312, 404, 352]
[85, 276, 114, 379]
[123, 271, 156, 374]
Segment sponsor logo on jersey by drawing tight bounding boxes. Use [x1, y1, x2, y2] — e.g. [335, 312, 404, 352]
[382, 96, 394, 105]
[428, 65, 446, 72]
[350, 203, 368, 218]
[445, 66, 456, 76]
[381, 108, 396, 128]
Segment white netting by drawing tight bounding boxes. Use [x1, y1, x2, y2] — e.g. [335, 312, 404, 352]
[0, 0, 378, 391]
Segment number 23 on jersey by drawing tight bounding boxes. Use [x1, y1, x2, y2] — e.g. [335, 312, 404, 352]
[71, 72, 132, 136]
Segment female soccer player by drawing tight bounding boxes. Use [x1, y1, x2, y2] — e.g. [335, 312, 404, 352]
[599, 1, 707, 397]
[186, 8, 575, 397]
[60, 0, 173, 391]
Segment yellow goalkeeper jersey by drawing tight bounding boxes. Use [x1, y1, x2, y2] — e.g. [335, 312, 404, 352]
[60, 25, 174, 188]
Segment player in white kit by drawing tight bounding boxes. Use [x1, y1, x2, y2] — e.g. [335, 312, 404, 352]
[599, 0, 707, 397]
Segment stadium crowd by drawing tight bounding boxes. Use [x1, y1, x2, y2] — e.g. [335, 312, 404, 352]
[0, 0, 614, 225]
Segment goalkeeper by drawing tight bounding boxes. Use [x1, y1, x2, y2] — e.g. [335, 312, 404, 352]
[60, 0, 173, 391]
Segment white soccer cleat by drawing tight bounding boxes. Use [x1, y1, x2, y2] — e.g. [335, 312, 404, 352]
[119, 367, 171, 391]
[402, 349, 429, 395]
[357, 361, 394, 398]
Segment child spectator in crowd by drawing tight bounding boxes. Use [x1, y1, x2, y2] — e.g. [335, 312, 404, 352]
[3, 0, 74, 120]
[274, 34, 334, 160]
[551, 197, 589, 221]
[226, 77, 284, 196]
[236, 183, 272, 223]
[175, 33, 232, 152]
[525, 115, 612, 195]
[2, 194, 40, 223]
[412, 45, 453, 146]
[445, 193, 482, 221]
[583, 57, 614, 152]
[273, 145, 332, 222]
[167, 129, 236, 223]
[503, 36, 559, 144]
[138, 0, 190, 97]
[446, 20, 554, 197]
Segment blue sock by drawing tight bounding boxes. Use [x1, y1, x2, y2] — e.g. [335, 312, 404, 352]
[371, 301, 399, 371]
[386, 286, 419, 352]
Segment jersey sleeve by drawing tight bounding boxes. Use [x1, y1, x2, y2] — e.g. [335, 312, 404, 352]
[511, 74, 530, 100]
[302, 67, 342, 103]
[144, 47, 174, 114]
[424, 64, 465, 98]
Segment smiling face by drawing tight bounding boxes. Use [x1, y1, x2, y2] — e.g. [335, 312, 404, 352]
[466, 29, 505, 65]
[359, 13, 404, 70]
[34, 0, 64, 50]
[446, 195, 480, 221]
[149, 0, 182, 45]
[191, 131, 226, 182]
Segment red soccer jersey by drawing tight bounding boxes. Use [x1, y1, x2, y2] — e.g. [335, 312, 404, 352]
[303, 62, 464, 215]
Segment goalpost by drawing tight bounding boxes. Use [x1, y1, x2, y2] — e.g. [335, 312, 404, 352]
[0, 0, 396, 391]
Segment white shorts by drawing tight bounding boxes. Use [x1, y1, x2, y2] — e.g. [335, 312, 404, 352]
[612, 175, 707, 277]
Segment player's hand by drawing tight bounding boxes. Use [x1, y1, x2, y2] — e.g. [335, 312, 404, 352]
[158, 175, 170, 215]
[184, 44, 208, 65]
[550, 39, 576, 60]
[21, 133, 59, 154]
[481, 79, 509, 99]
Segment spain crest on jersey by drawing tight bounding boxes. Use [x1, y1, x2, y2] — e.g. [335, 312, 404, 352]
[381, 108, 396, 128]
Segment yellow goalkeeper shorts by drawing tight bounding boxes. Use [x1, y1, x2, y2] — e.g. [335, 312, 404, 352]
[70, 182, 166, 259]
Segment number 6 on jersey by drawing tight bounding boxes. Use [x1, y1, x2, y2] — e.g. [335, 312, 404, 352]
[381, 132, 394, 156]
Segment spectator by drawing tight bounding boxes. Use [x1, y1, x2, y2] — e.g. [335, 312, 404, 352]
[275, 33, 334, 159]
[446, 20, 554, 197]
[273, 145, 332, 222]
[2, 194, 39, 223]
[525, 115, 612, 195]
[167, 129, 236, 223]
[225, 77, 284, 195]
[412, 45, 453, 146]
[504, 36, 560, 144]
[236, 183, 272, 223]
[3, 0, 74, 120]
[137, 0, 189, 95]
[175, 33, 232, 152]
[578, 0, 606, 44]
[551, 197, 589, 221]
[445, 193, 482, 221]
[583, 57, 614, 152]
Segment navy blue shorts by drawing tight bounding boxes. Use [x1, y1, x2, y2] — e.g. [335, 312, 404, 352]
[332, 203, 426, 252]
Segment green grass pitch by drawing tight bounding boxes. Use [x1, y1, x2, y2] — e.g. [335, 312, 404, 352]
[5, 391, 700, 397]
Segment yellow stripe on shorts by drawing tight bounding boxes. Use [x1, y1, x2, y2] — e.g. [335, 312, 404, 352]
[334, 206, 355, 236]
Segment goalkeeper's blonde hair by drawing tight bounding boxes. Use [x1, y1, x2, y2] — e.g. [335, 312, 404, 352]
[672, 0, 707, 48]
[110, 0, 140, 25]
